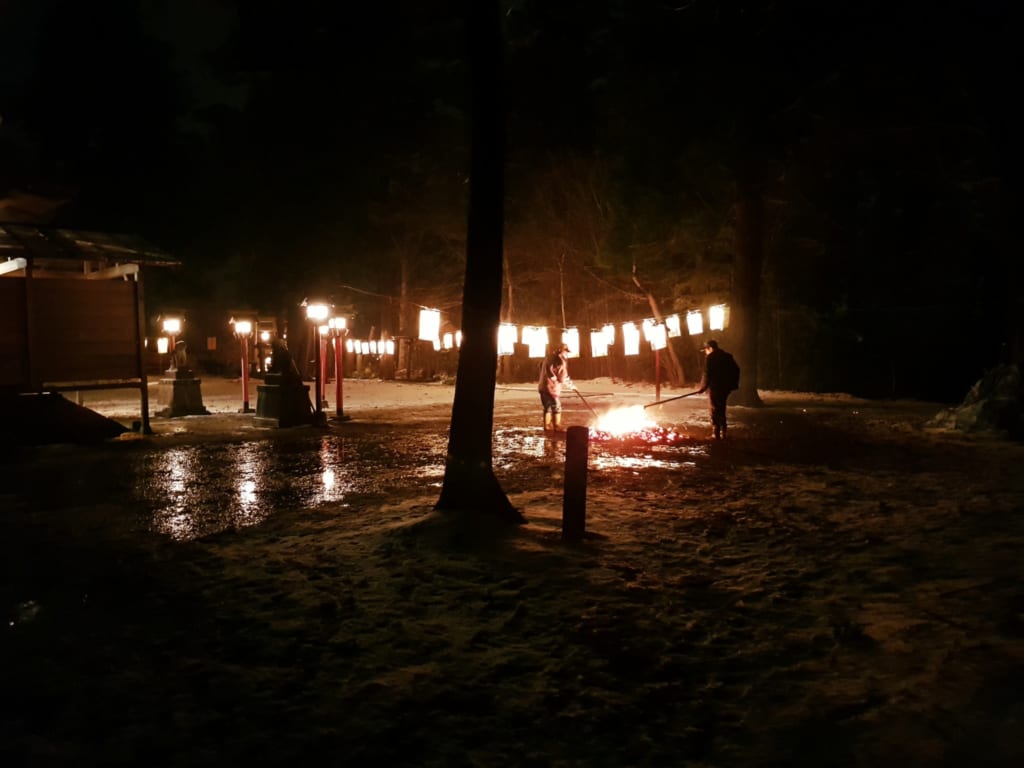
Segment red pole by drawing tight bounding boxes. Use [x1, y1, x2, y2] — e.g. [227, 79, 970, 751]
[655, 348, 661, 402]
[319, 334, 328, 408]
[334, 336, 344, 419]
[240, 336, 251, 413]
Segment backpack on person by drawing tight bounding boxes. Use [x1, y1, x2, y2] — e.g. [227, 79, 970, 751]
[721, 352, 740, 392]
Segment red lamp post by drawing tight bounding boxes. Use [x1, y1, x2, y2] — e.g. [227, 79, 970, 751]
[161, 316, 182, 373]
[304, 300, 330, 427]
[329, 316, 349, 420]
[231, 318, 253, 413]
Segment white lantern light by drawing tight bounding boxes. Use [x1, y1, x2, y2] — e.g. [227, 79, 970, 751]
[523, 326, 548, 358]
[345, 339, 354, 353]
[561, 328, 580, 357]
[369, 340, 378, 355]
[156, 337, 169, 354]
[642, 318, 657, 342]
[161, 317, 181, 335]
[665, 314, 681, 338]
[305, 302, 329, 322]
[384, 339, 395, 355]
[497, 324, 517, 356]
[418, 308, 441, 342]
[709, 304, 729, 331]
[443, 332, 455, 350]
[650, 323, 667, 351]
[360, 341, 370, 355]
[622, 322, 641, 356]
[590, 330, 609, 358]
[686, 310, 704, 336]
[602, 324, 615, 345]
[455, 331, 462, 348]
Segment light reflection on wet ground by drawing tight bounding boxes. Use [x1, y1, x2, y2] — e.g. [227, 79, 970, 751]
[7, 421, 706, 541]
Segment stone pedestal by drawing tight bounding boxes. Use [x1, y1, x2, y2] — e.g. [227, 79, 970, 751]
[156, 369, 210, 417]
[255, 373, 314, 428]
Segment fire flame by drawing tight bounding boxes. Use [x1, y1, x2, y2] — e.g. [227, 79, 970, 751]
[589, 404, 690, 445]
[593, 406, 658, 436]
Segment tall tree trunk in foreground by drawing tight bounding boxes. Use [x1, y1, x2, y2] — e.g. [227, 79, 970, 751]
[732, 168, 765, 407]
[436, 0, 523, 523]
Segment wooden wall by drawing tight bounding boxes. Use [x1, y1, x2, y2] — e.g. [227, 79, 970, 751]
[0, 277, 141, 390]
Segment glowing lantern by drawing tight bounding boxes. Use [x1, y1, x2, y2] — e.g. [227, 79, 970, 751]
[561, 328, 580, 357]
[523, 326, 549, 358]
[497, 324, 517, 355]
[622, 322, 641, 356]
[369, 340, 378, 355]
[455, 331, 462, 348]
[649, 323, 667, 351]
[443, 332, 455, 350]
[384, 339, 395, 355]
[360, 341, 370, 355]
[709, 304, 729, 331]
[345, 339, 354, 353]
[156, 337, 169, 354]
[418, 308, 441, 342]
[665, 314, 682, 338]
[305, 302, 329, 322]
[590, 330, 609, 358]
[642, 318, 657, 342]
[602, 324, 615, 345]
[686, 310, 703, 336]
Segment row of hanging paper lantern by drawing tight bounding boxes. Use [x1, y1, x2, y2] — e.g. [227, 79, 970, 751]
[417, 305, 729, 358]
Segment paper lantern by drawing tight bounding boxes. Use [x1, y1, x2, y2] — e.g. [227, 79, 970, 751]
[622, 322, 641, 356]
[686, 310, 703, 336]
[590, 330, 609, 358]
[561, 328, 580, 357]
[709, 304, 729, 331]
[523, 326, 549, 358]
[666, 314, 681, 338]
[649, 323, 667, 351]
[497, 324, 517, 356]
[418, 308, 441, 342]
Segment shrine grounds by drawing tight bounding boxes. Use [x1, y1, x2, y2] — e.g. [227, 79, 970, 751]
[2, 377, 1023, 767]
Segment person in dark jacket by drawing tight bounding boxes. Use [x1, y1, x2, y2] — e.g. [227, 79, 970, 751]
[697, 339, 736, 439]
[538, 343, 574, 431]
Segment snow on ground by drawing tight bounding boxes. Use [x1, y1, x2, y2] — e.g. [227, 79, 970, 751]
[2, 377, 1023, 766]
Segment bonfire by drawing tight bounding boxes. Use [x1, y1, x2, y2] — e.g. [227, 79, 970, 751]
[588, 405, 691, 445]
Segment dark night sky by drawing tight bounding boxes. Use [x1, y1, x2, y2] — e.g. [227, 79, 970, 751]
[1, 0, 1020, 399]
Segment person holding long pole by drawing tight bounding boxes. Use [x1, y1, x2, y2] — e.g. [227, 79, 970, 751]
[538, 343, 574, 432]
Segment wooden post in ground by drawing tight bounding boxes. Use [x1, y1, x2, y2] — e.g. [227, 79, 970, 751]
[562, 425, 589, 542]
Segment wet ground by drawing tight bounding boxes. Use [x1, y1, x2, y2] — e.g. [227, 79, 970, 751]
[3, 379, 1023, 766]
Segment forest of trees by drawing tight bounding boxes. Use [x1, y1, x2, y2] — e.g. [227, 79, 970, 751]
[1, 0, 1019, 402]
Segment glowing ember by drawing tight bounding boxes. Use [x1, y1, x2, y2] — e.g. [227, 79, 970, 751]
[589, 406, 691, 445]
[593, 406, 657, 436]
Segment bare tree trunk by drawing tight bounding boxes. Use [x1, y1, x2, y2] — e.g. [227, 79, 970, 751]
[631, 264, 686, 387]
[398, 249, 409, 336]
[559, 253, 567, 329]
[436, 0, 522, 523]
[499, 254, 514, 383]
[732, 170, 765, 407]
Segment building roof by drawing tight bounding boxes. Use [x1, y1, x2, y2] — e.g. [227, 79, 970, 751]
[0, 224, 180, 274]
